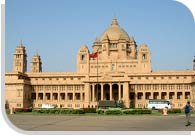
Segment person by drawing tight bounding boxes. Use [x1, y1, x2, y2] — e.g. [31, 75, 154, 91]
[183, 101, 193, 126]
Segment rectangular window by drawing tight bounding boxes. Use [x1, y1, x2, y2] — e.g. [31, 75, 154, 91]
[112, 64, 116, 71]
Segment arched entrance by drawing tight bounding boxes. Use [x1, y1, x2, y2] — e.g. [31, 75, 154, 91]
[103, 84, 110, 100]
[95, 84, 101, 101]
[112, 84, 119, 100]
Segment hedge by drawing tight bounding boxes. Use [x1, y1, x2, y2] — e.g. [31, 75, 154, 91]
[96, 109, 104, 115]
[32, 108, 85, 114]
[14, 108, 181, 115]
[105, 109, 122, 115]
[83, 108, 96, 113]
[122, 109, 152, 114]
[168, 108, 182, 114]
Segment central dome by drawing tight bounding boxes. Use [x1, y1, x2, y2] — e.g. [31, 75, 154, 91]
[100, 17, 130, 41]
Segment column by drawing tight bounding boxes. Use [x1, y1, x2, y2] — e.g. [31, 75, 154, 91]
[118, 83, 121, 100]
[73, 92, 75, 102]
[143, 92, 145, 108]
[91, 84, 94, 102]
[151, 92, 154, 99]
[58, 91, 60, 102]
[51, 92, 53, 102]
[110, 83, 112, 100]
[85, 83, 90, 103]
[43, 92, 45, 102]
[142, 92, 145, 100]
[182, 91, 185, 103]
[159, 91, 161, 99]
[80, 92, 83, 102]
[101, 83, 103, 100]
[36, 91, 38, 102]
[167, 92, 169, 100]
[135, 92, 137, 108]
[123, 82, 130, 108]
[65, 92, 67, 102]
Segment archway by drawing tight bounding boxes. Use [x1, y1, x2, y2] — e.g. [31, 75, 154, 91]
[95, 84, 101, 101]
[103, 84, 110, 100]
[112, 84, 119, 100]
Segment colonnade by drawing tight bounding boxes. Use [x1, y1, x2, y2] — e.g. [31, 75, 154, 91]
[90, 83, 122, 101]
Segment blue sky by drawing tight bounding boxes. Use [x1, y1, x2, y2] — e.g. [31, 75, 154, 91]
[5, 0, 195, 72]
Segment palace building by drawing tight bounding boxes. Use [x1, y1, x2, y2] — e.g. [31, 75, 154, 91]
[5, 17, 195, 109]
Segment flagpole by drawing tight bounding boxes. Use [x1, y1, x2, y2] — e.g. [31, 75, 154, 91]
[96, 48, 99, 103]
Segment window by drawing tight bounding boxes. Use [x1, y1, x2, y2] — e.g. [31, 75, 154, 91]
[17, 104, 21, 107]
[137, 93, 143, 100]
[112, 64, 116, 71]
[17, 89, 22, 97]
[142, 54, 146, 60]
[81, 55, 85, 60]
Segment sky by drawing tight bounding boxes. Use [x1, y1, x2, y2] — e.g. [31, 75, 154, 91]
[5, 0, 195, 72]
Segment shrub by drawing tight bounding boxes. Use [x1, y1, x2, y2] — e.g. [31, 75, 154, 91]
[97, 109, 104, 115]
[105, 109, 122, 115]
[72, 109, 85, 114]
[168, 108, 182, 114]
[158, 109, 163, 113]
[122, 109, 134, 114]
[49, 109, 58, 114]
[59, 109, 73, 114]
[83, 108, 96, 113]
[122, 109, 152, 114]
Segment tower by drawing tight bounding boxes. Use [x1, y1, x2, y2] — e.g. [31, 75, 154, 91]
[77, 45, 90, 73]
[30, 53, 42, 73]
[13, 43, 27, 73]
[138, 44, 151, 73]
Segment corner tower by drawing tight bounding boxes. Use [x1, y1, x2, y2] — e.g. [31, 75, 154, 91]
[13, 43, 27, 73]
[30, 53, 42, 73]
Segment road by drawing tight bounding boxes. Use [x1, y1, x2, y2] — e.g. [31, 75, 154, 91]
[6, 114, 195, 135]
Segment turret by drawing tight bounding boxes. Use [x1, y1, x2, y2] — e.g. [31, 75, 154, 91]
[138, 44, 151, 73]
[77, 45, 90, 73]
[13, 43, 27, 73]
[30, 53, 42, 73]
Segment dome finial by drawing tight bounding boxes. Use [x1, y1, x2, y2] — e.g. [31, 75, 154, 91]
[111, 16, 118, 26]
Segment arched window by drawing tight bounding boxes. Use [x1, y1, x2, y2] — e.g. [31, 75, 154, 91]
[142, 54, 146, 60]
[81, 54, 85, 60]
